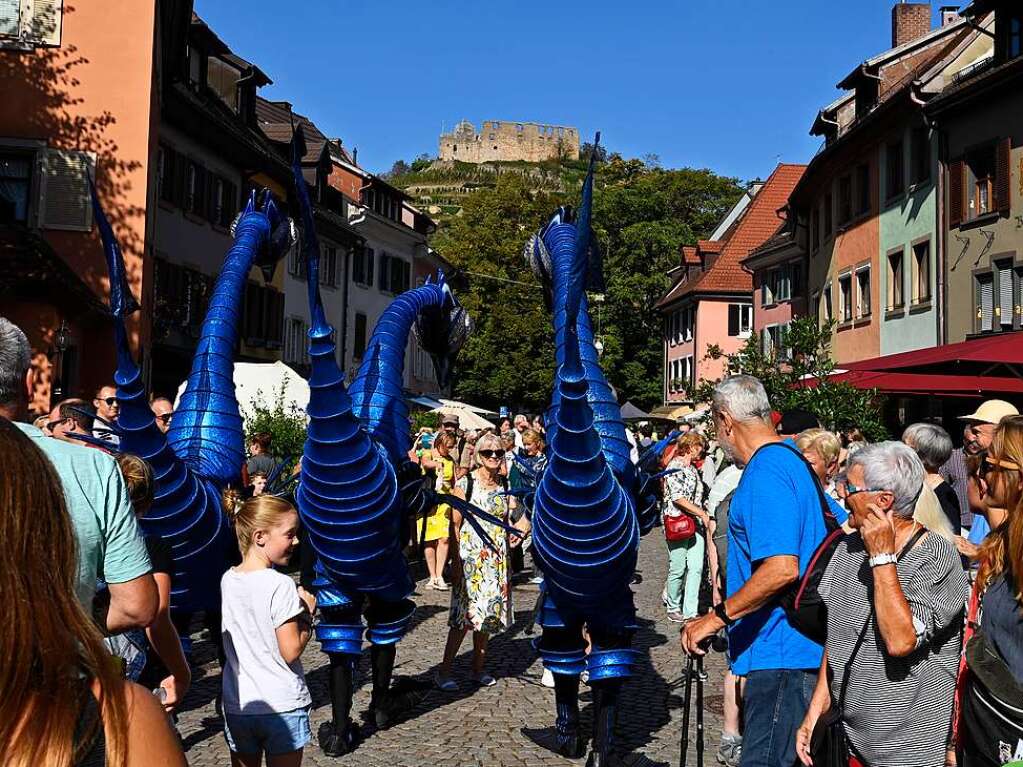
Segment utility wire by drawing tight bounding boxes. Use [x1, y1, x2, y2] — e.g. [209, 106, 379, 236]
[461, 270, 541, 289]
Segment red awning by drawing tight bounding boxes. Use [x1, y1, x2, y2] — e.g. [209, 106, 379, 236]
[842, 332, 1023, 374]
[821, 370, 1023, 397]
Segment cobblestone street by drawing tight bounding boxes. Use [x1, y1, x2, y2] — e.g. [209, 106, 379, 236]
[179, 534, 726, 766]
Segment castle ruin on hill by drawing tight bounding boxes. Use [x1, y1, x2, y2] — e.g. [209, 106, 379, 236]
[438, 119, 579, 163]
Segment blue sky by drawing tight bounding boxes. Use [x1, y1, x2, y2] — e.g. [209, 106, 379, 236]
[196, 1, 950, 182]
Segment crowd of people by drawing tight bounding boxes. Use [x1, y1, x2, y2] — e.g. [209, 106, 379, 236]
[4, 301, 1023, 766]
[671, 376, 1022, 767]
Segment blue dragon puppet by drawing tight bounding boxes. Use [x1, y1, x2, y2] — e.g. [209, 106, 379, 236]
[89, 181, 294, 620]
[524, 135, 657, 767]
[287, 128, 482, 755]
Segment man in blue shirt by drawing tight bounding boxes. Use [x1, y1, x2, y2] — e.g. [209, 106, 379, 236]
[682, 376, 827, 767]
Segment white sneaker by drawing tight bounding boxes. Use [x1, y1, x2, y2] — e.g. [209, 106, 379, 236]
[580, 670, 590, 684]
[541, 668, 555, 688]
[433, 578, 450, 591]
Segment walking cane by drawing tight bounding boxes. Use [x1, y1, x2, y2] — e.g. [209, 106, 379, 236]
[679, 655, 694, 767]
[679, 654, 705, 767]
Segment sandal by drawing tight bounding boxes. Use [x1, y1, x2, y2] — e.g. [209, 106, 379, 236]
[433, 671, 458, 692]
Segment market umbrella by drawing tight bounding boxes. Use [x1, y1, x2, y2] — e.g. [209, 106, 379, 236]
[429, 404, 495, 431]
[619, 400, 650, 421]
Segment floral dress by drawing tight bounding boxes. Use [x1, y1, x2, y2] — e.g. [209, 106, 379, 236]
[449, 472, 512, 635]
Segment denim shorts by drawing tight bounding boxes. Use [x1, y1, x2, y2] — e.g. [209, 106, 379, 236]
[223, 707, 311, 755]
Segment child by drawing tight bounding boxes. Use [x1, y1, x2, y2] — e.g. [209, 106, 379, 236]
[221, 494, 316, 766]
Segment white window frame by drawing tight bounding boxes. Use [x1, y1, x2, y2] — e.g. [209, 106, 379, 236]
[838, 271, 853, 323]
[1, 0, 62, 48]
[855, 265, 871, 319]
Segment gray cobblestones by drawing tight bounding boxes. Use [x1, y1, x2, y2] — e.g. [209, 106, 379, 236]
[177, 535, 726, 765]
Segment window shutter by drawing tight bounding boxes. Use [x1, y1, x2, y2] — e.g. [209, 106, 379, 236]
[727, 304, 739, 336]
[402, 260, 411, 292]
[996, 137, 1012, 217]
[366, 248, 374, 286]
[379, 252, 389, 292]
[352, 247, 364, 283]
[979, 276, 994, 332]
[173, 153, 187, 208]
[30, 0, 62, 45]
[391, 257, 403, 293]
[949, 159, 964, 229]
[37, 149, 93, 231]
[999, 263, 1014, 327]
[0, 1, 18, 36]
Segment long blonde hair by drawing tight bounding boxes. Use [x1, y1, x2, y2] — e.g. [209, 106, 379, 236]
[978, 415, 1023, 605]
[227, 493, 297, 555]
[0, 419, 128, 767]
[912, 482, 955, 542]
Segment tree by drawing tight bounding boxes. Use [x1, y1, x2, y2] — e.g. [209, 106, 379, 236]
[579, 141, 608, 165]
[692, 317, 888, 441]
[244, 382, 308, 474]
[410, 153, 433, 173]
[387, 159, 410, 178]
[433, 157, 744, 412]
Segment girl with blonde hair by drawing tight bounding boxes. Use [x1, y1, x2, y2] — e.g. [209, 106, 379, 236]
[0, 419, 184, 767]
[420, 432, 457, 590]
[220, 494, 317, 766]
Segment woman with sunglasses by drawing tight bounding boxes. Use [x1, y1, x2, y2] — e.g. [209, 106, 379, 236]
[796, 441, 969, 767]
[435, 433, 518, 689]
[957, 416, 1023, 766]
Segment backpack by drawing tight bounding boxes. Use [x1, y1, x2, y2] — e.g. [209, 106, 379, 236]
[747, 441, 841, 644]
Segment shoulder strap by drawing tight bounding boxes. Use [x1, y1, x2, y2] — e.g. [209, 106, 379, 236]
[838, 524, 929, 706]
[752, 441, 838, 531]
[465, 471, 474, 502]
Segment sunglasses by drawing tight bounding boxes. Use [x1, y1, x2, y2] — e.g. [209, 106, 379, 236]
[478, 449, 506, 459]
[984, 455, 1020, 475]
[97, 397, 117, 407]
[45, 418, 69, 431]
[156, 413, 173, 424]
[844, 482, 885, 498]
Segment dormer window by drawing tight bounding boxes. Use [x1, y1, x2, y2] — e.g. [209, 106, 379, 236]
[207, 57, 241, 112]
[1009, 14, 1022, 60]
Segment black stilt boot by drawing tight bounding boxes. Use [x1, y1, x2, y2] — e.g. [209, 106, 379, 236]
[586, 681, 622, 767]
[368, 643, 397, 729]
[319, 653, 360, 756]
[553, 672, 586, 758]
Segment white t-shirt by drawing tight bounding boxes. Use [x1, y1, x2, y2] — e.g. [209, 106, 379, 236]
[221, 568, 311, 715]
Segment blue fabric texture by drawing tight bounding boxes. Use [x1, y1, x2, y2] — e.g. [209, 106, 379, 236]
[826, 494, 849, 526]
[968, 514, 990, 545]
[223, 707, 311, 755]
[726, 440, 827, 675]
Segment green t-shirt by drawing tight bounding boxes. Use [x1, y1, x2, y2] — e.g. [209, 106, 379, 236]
[15, 423, 151, 608]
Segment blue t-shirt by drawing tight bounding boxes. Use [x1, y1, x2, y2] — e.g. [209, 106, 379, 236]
[968, 514, 990, 545]
[826, 494, 848, 526]
[726, 440, 827, 674]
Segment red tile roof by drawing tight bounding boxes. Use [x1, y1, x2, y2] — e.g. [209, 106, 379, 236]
[697, 240, 724, 253]
[681, 246, 700, 266]
[657, 163, 806, 309]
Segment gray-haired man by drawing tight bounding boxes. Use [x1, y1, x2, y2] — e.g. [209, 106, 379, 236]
[0, 316, 155, 631]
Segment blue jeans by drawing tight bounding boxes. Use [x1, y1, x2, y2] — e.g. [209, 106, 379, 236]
[739, 669, 815, 767]
[224, 707, 311, 755]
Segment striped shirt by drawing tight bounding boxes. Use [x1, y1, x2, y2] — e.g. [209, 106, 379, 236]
[938, 447, 972, 529]
[819, 531, 969, 767]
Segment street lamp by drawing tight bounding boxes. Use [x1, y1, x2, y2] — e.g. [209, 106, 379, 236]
[52, 319, 69, 400]
[594, 336, 604, 355]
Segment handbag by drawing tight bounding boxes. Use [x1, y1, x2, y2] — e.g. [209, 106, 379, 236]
[809, 527, 927, 767]
[664, 512, 696, 542]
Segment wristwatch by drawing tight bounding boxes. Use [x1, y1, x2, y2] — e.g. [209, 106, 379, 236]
[713, 602, 735, 626]
[868, 552, 898, 568]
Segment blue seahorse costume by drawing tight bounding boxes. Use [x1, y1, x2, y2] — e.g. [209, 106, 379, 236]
[90, 181, 294, 620]
[525, 135, 658, 766]
[286, 129, 476, 755]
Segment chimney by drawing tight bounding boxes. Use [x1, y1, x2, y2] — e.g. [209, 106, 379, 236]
[892, 2, 932, 48]
[939, 5, 959, 26]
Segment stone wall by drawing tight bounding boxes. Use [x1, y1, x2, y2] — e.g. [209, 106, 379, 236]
[438, 119, 579, 163]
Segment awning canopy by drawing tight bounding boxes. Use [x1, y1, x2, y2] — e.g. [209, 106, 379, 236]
[842, 332, 1023, 378]
[822, 370, 1023, 398]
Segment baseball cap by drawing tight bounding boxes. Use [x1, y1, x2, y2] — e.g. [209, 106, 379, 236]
[441, 413, 460, 426]
[958, 399, 1019, 425]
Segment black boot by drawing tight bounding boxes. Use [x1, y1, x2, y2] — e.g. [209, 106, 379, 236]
[319, 653, 361, 756]
[368, 643, 397, 729]
[553, 672, 586, 758]
[585, 682, 622, 767]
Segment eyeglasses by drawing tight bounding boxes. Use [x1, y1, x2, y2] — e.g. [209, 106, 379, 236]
[156, 413, 173, 424]
[478, 449, 506, 459]
[844, 482, 885, 498]
[45, 418, 69, 431]
[98, 397, 117, 407]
